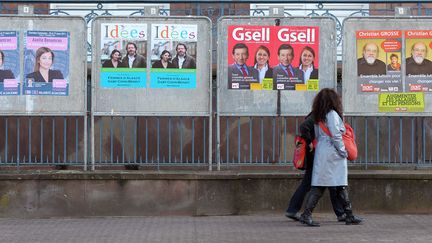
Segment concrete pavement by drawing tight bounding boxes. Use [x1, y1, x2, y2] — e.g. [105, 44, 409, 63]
[1, 213, 431, 242]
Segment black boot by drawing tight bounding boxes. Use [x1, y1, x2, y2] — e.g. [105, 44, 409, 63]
[345, 215, 363, 225]
[338, 187, 363, 225]
[300, 213, 320, 227]
[300, 187, 323, 227]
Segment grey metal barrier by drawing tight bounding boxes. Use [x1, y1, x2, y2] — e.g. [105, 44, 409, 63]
[347, 116, 431, 167]
[93, 116, 210, 168]
[0, 15, 88, 169]
[91, 16, 212, 170]
[343, 17, 432, 116]
[0, 116, 85, 167]
[1, 4, 431, 170]
[216, 16, 338, 170]
[339, 16, 432, 169]
[218, 116, 432, 168]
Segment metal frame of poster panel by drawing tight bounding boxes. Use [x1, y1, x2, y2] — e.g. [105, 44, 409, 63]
[91, 16, 212, 170]
[0, 15, 88, 169]
[0, 16, 86, 114]
[343, 17, 432, 116]
[216, 16, 337, 170]
[217, 16, 337, 116]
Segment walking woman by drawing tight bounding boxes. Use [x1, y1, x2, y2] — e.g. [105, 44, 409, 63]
[285, 112, 345, 222]
[299, 88, 362, 227]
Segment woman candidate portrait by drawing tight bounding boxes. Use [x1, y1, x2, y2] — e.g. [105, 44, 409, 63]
[0, 50, 15, 82]
[152, 50, 175, 69]
[387, 53, 400, 71]
[26, 46, 64, 83]
[102, 49, 123, 68]
[298, 46, 318, 82]
[253, 45, 273, 83]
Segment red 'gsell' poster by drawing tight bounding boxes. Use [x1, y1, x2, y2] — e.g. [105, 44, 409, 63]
[227, 25, 319, 91]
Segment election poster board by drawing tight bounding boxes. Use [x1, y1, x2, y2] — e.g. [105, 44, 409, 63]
[354, 29, 432, 112]
[23, 31, 70, 96]
[356, 30, 403, 93]
[343, 18, 432, 115]
[93, 17, 211, 116]
[0, 31, 19, 95]
[227, 25, 319, 91]
[100, 23, 147, 88]
[405, 30, 432, 92]
[150, 24, 197, 88]
[0, 16, 86, 115]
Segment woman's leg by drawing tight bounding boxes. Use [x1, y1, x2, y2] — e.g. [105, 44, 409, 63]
[285, 167, 313, 220]
[336, 186, 363, 225]
[328, 187, 346, 220]
[300, 186, 325, 226]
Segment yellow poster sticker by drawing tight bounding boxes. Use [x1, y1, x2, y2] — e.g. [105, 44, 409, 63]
[378, 92, 424, 112]
[295, 84, 307, 91]
[307, 79, 319, 91]
[262, 78, 273, 90]
[250, 78, 273, 90]
[250, 83, 262, 90]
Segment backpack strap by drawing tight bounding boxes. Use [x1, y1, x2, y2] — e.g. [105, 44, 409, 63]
[319, 121, 332, 137]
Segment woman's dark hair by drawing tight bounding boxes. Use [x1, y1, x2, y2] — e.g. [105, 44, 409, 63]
[0, 50, 4, 61]
[311, 88, 343, 123]
[160, 50, 171, 59]
[253, 45, 270, 65]
[299, 46, 315, 68]
[390, 53, 398, 60]
[110, 49, 121, 59]
[34, 47, 54, 72]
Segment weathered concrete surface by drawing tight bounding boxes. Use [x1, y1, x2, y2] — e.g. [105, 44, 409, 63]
[0, 170, 431, 218]
[1, 214, 432, 243]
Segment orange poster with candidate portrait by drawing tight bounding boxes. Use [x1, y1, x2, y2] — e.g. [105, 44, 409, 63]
[405, 30, 432, 92]
[356, 30, 402, 93]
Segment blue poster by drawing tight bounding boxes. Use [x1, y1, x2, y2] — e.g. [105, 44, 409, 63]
[23, 31, 70, 96]
[150, 69, 196, 88]
[0, 31, 20, 95]
[101, 68, 146, 88]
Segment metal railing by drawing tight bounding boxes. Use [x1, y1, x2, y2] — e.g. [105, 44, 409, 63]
[0, 2, 431, 170]
[218, 116, 432, 169]
[2, 115, 429, 169]
[0, 116, 85, 167]
[93, 116, 209, 167]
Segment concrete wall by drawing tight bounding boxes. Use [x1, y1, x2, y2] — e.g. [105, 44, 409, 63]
[0, 171, 431, 218]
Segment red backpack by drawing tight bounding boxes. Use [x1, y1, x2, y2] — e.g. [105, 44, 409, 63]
[319, 121, 358, 161]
